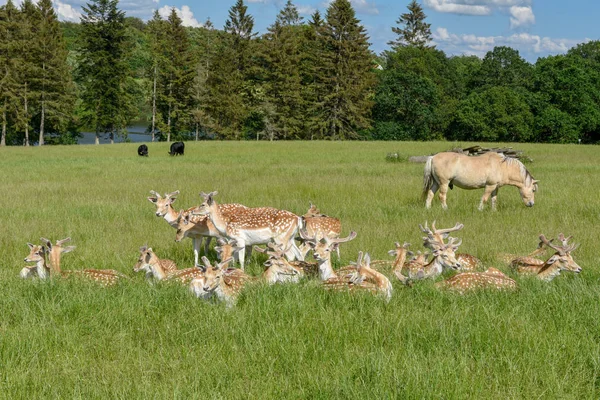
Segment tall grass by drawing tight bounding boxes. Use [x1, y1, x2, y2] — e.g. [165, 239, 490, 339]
[1, 141, 599, 398]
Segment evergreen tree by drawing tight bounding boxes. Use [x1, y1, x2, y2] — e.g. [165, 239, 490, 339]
[145, 10, 167, 142]
[0, 1, 21, 146]
[156, 8, 196, 142]
[262, 1, 304, 140]
[76, 0, 135, 144]
[320, 0, 375, 139]
[389, 0, 432, 49]
[35, 0, 75, 145]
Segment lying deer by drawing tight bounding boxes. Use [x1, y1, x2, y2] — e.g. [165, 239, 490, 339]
[25, 238, 127, 286]
[510, 234, 581, 281]
[413, 222, 463, 279]
[435, 268, 517, 294]
[254, 242, 319, 282]
[322, 252, 393, 302]
[368, 242, 413, 286]
[419, 221, 481, 272]
[189, 256, 249, 306]
[299, 228, 358, 281]
[193, 191, 302, 269]
[133, 246, 204, 284]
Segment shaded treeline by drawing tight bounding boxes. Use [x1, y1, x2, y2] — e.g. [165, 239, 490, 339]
[1, 0, 599, 145]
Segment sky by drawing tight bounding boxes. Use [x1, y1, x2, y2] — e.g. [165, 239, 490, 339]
[3, 0, 599, 62]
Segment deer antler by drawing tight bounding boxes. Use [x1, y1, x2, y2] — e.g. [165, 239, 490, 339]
[56, 237, 71, 246]
[557, 233, 573, 247]
[330, 231, 357, 245]
[539, 234, 567, 256]
[149, 190, 161, 198]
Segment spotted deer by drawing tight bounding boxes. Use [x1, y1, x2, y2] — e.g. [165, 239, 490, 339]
[403, 251, 430, 277]
[189, 256, 250, 306]
[133, 246, 185, 282]
[299, 229, 358, 281]
[368, 242, 413, 286]
[254, 242, 319, 282]
[322, 252, 393, 301]
[409, 223, 463, 280]
[435, 268, 517, 294]
[214, 237, 244, 263]
[298, 203, 342, 260]
[498, 236, 551, 265]
[510, 234, 582, 281]
[419, 221, 481, 272]
[193, 191, 302, 270]
[32, 238, 127, 286]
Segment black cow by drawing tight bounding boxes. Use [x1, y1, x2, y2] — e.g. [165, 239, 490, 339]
[138, 144, 148, 156]
[168, 141, 185, 156]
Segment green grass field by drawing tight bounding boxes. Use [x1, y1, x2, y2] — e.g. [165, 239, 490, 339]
[1, 141, 599, 398]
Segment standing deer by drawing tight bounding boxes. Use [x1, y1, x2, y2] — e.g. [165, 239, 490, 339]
[298, 203, 342, 260]
[193, 191, 302, 269]
[435, 268, 517, 294]
[299, 229, 358, 281]
[189, 256, 249, 306]
[510, 234, 581, 281]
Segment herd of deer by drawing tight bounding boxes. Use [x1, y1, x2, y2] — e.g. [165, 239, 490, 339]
[20, 189, 582, 305]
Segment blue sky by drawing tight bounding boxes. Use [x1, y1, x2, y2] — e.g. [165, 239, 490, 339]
[4, 0, 598, 62]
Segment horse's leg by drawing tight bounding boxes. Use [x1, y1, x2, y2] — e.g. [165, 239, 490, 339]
[438, 182, 450, 210]
[426, 181, 439, 209]
[491, 187, 499, 211]
[478, 185, 497, 211]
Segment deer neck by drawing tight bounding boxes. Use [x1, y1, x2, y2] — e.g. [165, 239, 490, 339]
[148, 260, 167, 280]
[164, 205, 180, 227]
[36, 254, 50, 279]
[317, 257, 336, 281]
[536, 261, 561, 282]
[423, 257, 444, 279]
[205, 202, 228, 236]
[364, 269, 393, 300]
[47, 249, 62, 274]
[392, 250, 409, 273]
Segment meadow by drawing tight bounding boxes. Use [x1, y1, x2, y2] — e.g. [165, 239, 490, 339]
[0, 141, 599, 398]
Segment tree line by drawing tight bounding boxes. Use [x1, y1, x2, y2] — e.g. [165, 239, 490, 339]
[1, 0, 598, 145]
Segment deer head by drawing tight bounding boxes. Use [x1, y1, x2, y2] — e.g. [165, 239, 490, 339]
[148, 190, 179, 217]
[215, 238, 244, 261]
[133, 246, 158, 273]
[539, 234, 581, 273]
[195, 256, 234, 293]
[194, 191, 218, 216]
[299, 229, 357, 263]
[419, 221, 464, 247]
[40, 237, 76, 273]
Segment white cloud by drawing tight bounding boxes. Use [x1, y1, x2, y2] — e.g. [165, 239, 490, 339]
[54, 0, 81, 21]
[158, 5, 202, 28]
[432, 26, 584, 58]
[509, 6, 534, 28]
[424, 0, 535, 29]
[297, 5, 316, 15]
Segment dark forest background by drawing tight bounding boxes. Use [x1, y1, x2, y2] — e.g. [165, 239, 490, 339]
[1, 0, 599, 145]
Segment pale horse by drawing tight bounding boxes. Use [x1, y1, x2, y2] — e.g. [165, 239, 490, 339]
[422, 152, 539, 211]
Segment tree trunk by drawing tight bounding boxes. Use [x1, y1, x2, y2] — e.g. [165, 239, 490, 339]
[195, 122, 199, 141]
[110, 127, 114, 144]
[39, 101, 45, 146]
[24, 86, 29, 147]
[151, 65, 157, 142]
[1, 109, 6, 146]
[95, 127, 100, 145]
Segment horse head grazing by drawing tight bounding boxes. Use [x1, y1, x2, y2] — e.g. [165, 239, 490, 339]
[519, 173, 539, 207]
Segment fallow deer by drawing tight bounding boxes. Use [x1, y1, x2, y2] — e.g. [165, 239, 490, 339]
[419, 221, 480, 272]
[498, 236, 551, 265]
[298, 203, 342, 260]
[214, 237, 244, 263]
[149, 190, 247, 265]
[367, 242, 413, 286]
[189, 256, 250, 306]
[133, 246, 191, 282]
[510, 234, 582, 281]
[322, 252, 393, 302]
[23, 243, 50, 279]
[193, 191, 302, 270]
[33, 238, 127, 286]
[253, 242, 319, 282]
[299, 229, 358, 281]
[403, 251, 429, 277]
[435, 267, 517, 294]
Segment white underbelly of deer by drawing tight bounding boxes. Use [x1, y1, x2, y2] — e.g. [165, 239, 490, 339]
[236, 228, 278, 245]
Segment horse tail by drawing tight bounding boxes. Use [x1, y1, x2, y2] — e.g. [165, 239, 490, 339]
[422, 156, 434, 200]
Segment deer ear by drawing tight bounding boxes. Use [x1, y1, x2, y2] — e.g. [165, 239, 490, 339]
[547, 255, 559, 265]
[147, 197, 158, 204]
[195, 263, 207, 273]
[27, 242, 35, 250]
[387, 249, 397, 256]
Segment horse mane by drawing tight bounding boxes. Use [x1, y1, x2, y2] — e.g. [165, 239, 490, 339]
[500, 154, 534, 186]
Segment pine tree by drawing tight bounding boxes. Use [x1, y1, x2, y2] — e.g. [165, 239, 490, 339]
[76, 0, 134, 144]
[262, 0, 304, 140]
[157, 8, 196, 142]
[320, 0, 375, 139]
[0, 1, 21, 146]
[145, 10, 167, 142]
[35, 0, 75, 145]
[389, 0, 432, 49]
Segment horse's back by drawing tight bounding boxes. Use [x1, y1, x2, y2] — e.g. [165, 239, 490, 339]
[431, 152, 500, 188]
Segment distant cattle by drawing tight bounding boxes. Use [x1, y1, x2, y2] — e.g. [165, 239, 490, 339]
[138, 144, 148, 157]
[169, 141, 185, 156]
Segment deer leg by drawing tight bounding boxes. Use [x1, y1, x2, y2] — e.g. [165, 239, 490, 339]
[203, 236, 212, 255]
[425, 181, 439, 209]
[193, 237, 202, 266]
[478, 185, 496, 211]
[491, 187, 499, 211]
[236, 241, 247, 270]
